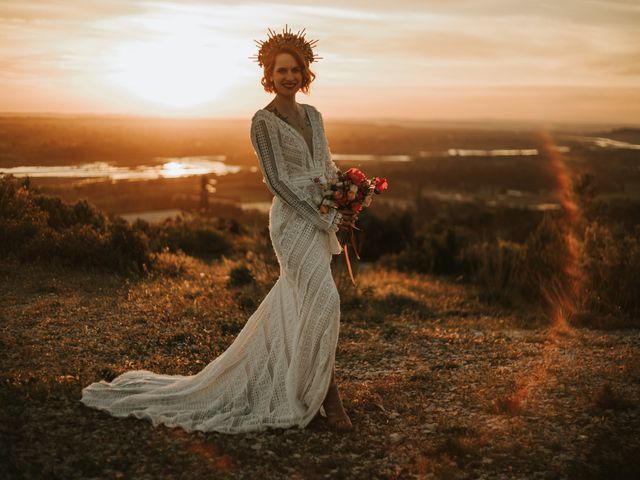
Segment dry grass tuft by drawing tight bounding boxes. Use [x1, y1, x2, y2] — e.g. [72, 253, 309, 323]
[593, 383, 633, 411]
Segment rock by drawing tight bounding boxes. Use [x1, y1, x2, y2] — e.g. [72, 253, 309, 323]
[422, 423, 438, 432]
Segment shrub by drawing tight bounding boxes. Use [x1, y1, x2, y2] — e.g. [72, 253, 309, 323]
[32, 195, 106, 230]
[356, 210, 414, 261]
[463, 239, 527, 305]
[149, 215, 232, 259]
[227, 264, 255, 287]
[581, 221, 640, 320]
[106, 219, 151, 273]
[382, 222, 468, 276]
[521, 213, 575, 307]
[0, 174, 150, 274]
[462, 212, 582, 315]
[0, 176, 49, 255]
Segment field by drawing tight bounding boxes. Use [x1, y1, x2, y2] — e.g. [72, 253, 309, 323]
[2, 257, 639, 479]
[1, 115, 639, 479]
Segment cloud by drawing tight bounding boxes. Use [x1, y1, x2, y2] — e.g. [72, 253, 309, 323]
[0, 0, 148, 22]
[585, 50, 640, 77]
[0, 0, 638, 120]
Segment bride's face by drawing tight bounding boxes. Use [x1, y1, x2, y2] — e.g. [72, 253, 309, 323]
[269, 52, 303, 98]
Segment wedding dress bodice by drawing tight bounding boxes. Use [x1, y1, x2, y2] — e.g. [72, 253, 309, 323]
[251, 104, 342, 234]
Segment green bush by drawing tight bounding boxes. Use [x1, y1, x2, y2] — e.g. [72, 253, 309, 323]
[463, 239, 527, 305]
[461, 213, 577, 311]
[107, 219, 151, 273]
[0, 174, 237, 273]
[228, 265, 255, 287]
[521, 213, 575, 307]
[0, 174, 150, 274]
[381, 222, 469, 276]
[356, 210, 414, 261]
[462, 212, 640, 323]
[32, 195, 106, 230]
[581, 221, 640, 319]
[148, 215, 232, 259]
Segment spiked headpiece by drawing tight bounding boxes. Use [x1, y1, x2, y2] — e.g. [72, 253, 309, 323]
[250, 24, 322, 68]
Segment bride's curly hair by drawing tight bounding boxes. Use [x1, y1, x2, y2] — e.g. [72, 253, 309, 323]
[261, 47, 316, 95]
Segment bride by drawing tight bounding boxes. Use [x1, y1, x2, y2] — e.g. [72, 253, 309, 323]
[80, 26, 355, 433]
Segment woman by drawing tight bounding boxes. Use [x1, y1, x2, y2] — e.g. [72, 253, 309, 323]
[80, 26, 354, 433]
[250, 27, 355, 432]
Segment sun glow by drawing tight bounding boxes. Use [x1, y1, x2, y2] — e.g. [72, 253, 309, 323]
[105, 16, 244, 109]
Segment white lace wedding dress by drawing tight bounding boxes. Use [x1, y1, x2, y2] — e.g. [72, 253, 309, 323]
[80, 104, 345, 434]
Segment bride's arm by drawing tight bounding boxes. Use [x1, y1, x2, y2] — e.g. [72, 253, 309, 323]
[316, 109, 356, 225]
[251, 115, 341, 233]
[316, 109, 340, 181]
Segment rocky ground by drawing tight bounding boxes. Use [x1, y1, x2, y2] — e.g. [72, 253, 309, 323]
[1, 256, 639, 479]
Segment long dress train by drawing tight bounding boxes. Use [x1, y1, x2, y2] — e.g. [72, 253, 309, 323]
[80, 104, 345, 434]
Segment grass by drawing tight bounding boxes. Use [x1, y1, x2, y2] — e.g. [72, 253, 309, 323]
[1, 256, 639, 479]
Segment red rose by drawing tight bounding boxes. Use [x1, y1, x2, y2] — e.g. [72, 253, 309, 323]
[351, 202, 363, 212]
[374, 177, 388, 194]
[346, 168, 366, 186]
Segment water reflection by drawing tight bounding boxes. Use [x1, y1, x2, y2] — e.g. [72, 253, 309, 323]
[240, 201, 272, 213]
[589, 137, 640, 150]
[558, 135, 640, 150]
[331, 154, 411, 162]
[419, 147, 570, 158]
[447, 148, 540, 157]
[119, 209, 186, 223]
[0, 156, 241, 180]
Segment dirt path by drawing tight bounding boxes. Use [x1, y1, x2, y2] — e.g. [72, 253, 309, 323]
[1, 258, 638, 479]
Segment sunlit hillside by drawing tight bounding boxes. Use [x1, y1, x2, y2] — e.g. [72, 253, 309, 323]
[1, 114, 639, 478]
[1, 204, 638, 477]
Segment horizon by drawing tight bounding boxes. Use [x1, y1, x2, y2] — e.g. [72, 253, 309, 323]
[1, 1, 639, 124]
[0, 111, 637, 132]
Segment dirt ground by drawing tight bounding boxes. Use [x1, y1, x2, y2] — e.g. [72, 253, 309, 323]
[1, 258, 639, 479]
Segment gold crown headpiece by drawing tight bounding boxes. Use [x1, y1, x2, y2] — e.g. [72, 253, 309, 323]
[250, 24, 322, 68]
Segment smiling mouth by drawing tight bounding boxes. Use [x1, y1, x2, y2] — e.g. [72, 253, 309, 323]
[283, 83, 297, 88]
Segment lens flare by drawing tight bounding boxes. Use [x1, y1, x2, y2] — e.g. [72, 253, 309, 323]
[538, 129, 585, 331]
[484, 130, 590, 416]
[492, 130, 588, 415]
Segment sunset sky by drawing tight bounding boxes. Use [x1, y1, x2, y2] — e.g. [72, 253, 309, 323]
[1, 0, 639, 124]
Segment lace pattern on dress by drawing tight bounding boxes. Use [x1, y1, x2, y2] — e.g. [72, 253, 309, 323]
[251, 113, 339, 233]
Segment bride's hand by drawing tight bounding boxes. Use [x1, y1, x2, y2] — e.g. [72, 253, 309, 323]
[338, 209, 357, 229]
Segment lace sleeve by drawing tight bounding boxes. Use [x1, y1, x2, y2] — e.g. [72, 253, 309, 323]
[251, 114, 340, 233]
[316, 109, 340, 182]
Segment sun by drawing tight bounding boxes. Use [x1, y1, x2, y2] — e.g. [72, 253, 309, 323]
[106, 20, 242, 109]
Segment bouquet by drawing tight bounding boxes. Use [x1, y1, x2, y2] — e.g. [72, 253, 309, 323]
[314, 167, 388, 285]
